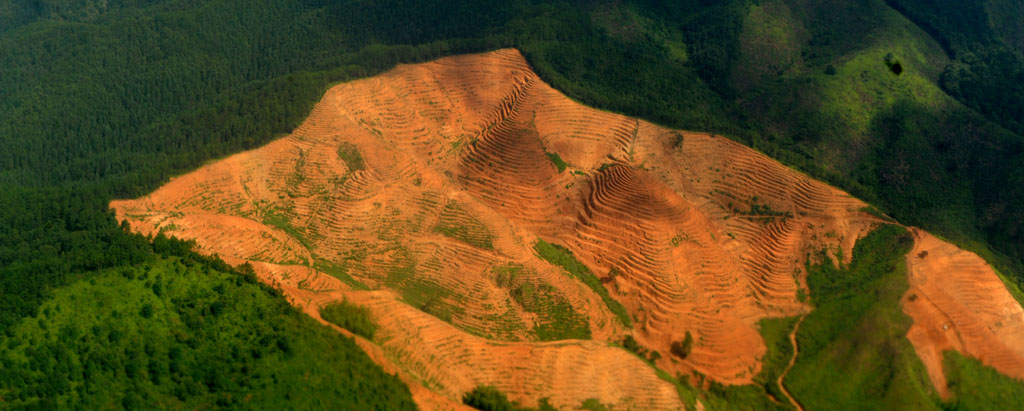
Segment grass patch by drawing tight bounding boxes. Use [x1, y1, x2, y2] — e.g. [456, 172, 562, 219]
[860, 205, 894, 222]
[653, 369, 699, 409]
[701, 383, 789, 411]
[753, 316, 800, 407]
[319, 299, 377, 340]
[627, 340, 789, 410]
[383, 245, 417, 283]
[494, 264, 590, 341]
[336, 141, 364, 172]
[660, 366, 788, 411]
[262, 205, 313, 252]
[376, 248, 466, 327]
[994, 269, 1024, 309]
[943, 350, 1024, 409]
[786, 225, 938, 409]
[533, 239, 632, 327]
[400, 278, 461, 324]
[434, 202, 494, 250]
[545, 151, 568, 173]
[312, 258, 369, 290]
[286, 149, 307, 191]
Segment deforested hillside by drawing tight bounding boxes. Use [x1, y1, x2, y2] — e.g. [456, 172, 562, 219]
[113, 50, 1024, 410]
[4, 0, 1024, 409]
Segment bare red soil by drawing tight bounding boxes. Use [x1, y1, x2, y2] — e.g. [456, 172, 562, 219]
[903, 229, 1024, 398]
[110, 49, 1024, 408]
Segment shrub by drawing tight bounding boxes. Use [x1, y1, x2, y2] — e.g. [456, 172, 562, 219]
[461, 385, 561, 411]
[318, 299, 377, 339]
[534, 240, 631, 327]
[623, 335, 642, 353]
[671, 331, 693, 359]
[580, 398, 610, 411]
[463, 385, 516, 411]
[621, 335, 660, 362]
[884, 53, 903, 75]
[336, 142, 365, 172]
[545, 151, 568, 173]
[671, 132, 685, 149]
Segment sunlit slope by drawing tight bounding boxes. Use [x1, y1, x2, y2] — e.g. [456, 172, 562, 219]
[904, 229, 1024, 398]
[111, 49, 1024, 407]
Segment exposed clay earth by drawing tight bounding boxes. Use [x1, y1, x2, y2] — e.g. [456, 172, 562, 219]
[903, 229, 1024, 399]
[110, 49, 1024, 409]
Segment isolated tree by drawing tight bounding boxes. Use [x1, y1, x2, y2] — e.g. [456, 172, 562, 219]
[463, 385, 515, 411]
[671, 331, 694, 359]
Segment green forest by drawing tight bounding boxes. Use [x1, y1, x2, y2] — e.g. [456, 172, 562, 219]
[0, 235, 416, 409]
[2, 0, 1024, 408]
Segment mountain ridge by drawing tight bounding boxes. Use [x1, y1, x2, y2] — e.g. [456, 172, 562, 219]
[111, 49, 1024, 409]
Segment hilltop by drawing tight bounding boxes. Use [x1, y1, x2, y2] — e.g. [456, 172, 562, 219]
[3, 0, 1024, 408]
[112, 50, 1024, 409]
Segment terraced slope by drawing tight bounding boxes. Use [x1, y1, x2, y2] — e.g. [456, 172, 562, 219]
[904, 229, 1024, 398]
[110, 49, 1024, 408]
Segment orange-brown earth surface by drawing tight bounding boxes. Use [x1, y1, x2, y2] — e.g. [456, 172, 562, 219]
[903, 230, 1024, 398]
[110, 49, 1024, 408]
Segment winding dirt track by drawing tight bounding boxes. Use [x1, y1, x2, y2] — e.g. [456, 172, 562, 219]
[110, 49, 1024, 408]
[778, 314, 806, 411]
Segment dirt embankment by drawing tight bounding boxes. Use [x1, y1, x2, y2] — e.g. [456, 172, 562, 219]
[111, 49, 1024, 408]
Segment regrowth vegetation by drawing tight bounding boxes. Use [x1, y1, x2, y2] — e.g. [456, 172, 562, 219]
[336, 142, 365, 172]
[545, 151, 568, 173]
[786, 225, 937, 409]
[434, 202, 495, 250]
[752, 316, 801, 405]
[622, 335, 662, 363]
[533, 239, 632, 327]
[941, 351, 1024, 409]
[493, 264, 591, 341]
[319, 299, 378, 340]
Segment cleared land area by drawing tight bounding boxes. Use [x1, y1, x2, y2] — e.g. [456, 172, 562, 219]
[111, 49, 1024, 409]
[903, 229, 1024, 398]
